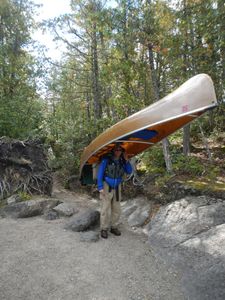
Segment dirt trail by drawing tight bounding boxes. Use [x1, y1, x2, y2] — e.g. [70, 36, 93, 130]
[0, 183, 185, 300]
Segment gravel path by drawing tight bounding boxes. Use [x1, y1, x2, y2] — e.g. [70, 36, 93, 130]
[0, 190, 185, 300]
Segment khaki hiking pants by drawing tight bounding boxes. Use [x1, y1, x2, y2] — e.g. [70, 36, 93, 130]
[100, 182, 122, 230]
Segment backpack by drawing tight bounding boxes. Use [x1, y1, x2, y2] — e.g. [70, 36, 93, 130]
[92, 154, 126, 182]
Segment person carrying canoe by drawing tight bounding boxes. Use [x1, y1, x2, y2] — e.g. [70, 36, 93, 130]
[97, 143, 132, 239]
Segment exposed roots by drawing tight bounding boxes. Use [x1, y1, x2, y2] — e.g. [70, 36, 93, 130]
[0, 138, 52, 200]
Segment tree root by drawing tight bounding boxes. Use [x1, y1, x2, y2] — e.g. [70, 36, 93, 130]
[0, 138, 53, 200]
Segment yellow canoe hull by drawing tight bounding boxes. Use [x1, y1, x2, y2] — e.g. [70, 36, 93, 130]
[80, 74, 218, 177]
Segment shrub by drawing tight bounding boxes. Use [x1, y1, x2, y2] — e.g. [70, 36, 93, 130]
[141, 146, 166, 174]
[18, 191, 32, 201]
[173, 154, 205, 176]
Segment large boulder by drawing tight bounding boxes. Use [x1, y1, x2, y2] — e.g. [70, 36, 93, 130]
[147, 196, 225, 248]
[127, 206, 149, 227]
[121, 196, 151, 227]
[146, 196, 225, 300]
[64, 209, 100, 232]
[0, 199, 60, 218]
[122, 203, 138, 218]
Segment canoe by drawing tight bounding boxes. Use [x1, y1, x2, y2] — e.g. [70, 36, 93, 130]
[80, 74, 218, 182]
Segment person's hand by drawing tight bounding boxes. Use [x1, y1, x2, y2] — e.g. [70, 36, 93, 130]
[99, 189, 104, 193]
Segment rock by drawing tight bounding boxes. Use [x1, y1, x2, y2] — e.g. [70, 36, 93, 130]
[122, 196, 151, 226]
[128, 206, 149, 227]
[53, 203, 79, 217]
[182, 223, 225, 257]
[80, 231, 99, 242]
[64, 209, 100, 232]
[44, 209, 59, 220]
[146, 196, 225, 300]
[147, 196, 225, 248]
[0, 199, 60, 218]
[6, 194, 21, 205]
[122, 203, 138, 217]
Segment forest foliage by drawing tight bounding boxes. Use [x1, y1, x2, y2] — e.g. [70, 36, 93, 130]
[0, 0, 225, 177]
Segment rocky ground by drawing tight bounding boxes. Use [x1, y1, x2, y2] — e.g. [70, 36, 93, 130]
[0, 216, 185, 300]
[1, 179, 225, 300]
[0, 185, 184, 300]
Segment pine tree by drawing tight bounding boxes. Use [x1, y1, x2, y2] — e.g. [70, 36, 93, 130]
[0, 0, 43, 138]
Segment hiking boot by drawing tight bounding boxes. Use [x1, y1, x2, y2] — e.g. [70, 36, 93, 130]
[110, 227, 121, 236]
[101, 230, 108, 239]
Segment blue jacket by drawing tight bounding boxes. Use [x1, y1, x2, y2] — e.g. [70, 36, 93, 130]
[97, 157, 132, 190]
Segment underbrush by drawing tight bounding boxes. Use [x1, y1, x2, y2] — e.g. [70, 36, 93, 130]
[140, 135, 225, 190]
[18, 191, 32, 201]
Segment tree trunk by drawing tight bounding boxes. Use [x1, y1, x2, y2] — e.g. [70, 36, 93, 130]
[148, 44, 159, 99]
[218, 0, 225, 99]
[99, 30, 112, 119]
[148, 44, 173, 173]
[162, 138, 173, 172]
[91, 22, 102, 120]
[182, 0, 191, 156]
[183, 124, 190, 156]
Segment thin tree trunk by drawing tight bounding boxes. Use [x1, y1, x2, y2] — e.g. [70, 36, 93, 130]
[218, 0, 225, 94]
[122, 1, 132, 115]
[99, 30, 112, 119]
[148, 44, 173, 173]
[162, 138, 173, 172]
[91, 22, 102, 120]
[182, 0, 191, 156]
[148, 44, 159, 99]
[183, 125, 190, 156]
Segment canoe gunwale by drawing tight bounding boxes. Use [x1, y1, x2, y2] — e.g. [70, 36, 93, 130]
[80, 102, 218, 174]
[116, 140, 154, 145]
